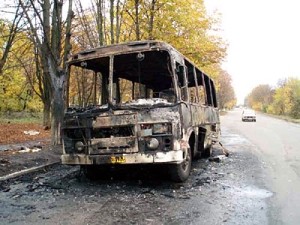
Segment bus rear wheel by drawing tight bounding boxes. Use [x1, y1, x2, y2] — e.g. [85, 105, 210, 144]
[169, 148, 192, 182]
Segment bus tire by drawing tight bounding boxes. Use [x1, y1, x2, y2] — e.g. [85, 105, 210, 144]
[169, 148, 192, 182]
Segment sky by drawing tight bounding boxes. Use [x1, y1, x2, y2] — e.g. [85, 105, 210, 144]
[204, 0, 300, 104]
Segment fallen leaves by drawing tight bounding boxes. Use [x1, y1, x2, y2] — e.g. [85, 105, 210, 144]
[0, 123, 50, 144]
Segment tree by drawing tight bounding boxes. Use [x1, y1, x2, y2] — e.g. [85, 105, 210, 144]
[19, 0, 74, 144]
[247, 84, 273, 111]
[216, 70, 236, 109]
[0, 18, 43, 112]
[269, 78, 300, 118]
[0, 3, 24, 75]
[73, 0, 226, 68]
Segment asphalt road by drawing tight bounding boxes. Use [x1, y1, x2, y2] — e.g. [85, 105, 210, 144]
[222, 109, 300, 225]
[1, 109, 299, 225]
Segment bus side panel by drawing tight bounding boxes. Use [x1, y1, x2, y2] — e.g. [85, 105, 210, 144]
[179, 103, 192, 137]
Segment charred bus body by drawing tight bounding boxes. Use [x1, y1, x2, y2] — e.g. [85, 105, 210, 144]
[61, 41, 220, 182]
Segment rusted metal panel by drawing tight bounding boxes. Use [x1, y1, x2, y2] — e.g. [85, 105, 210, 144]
[61, 150, 184, 165]
[68, 41, 180, 65]
[93, 114, 137, 128]
[89, 137, 137, 154]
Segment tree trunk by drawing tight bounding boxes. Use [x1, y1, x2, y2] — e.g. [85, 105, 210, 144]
[50, 0, 73, 145]
[63, 0, 73, 109]
[64, 68, 70, 108]
[50, 65, 65, 145]
[51, 86, 64, 145]
[42, 69, 52, 127]
[0, 60, 5, 75]
[19, 0, 73, 145]
[41, 0, 52, 128]
[148, 0, 156, 40]
[43, 100, 51, 129]
[95, 0, 104, 46]
[115, 0, 121, 43]
[134, 0, 140, 40]
[110, 0, 115, 44]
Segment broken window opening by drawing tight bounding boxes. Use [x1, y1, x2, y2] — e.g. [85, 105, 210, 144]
[68, 66, 101, 108]
[184, 59, 214, 106]
[175, 62, 188, 101]
[67, 51, 177, 109]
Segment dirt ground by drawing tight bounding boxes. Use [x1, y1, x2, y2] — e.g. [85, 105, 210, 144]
[0, 123, 50, 144]
[0, 123, 60, 178]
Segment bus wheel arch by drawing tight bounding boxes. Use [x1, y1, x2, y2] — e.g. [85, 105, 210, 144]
[198, 127, 212, 158]
[169, 146, 192, 182]
[188, 131, 197, 160]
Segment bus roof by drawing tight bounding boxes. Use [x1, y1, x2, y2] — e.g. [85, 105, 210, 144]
[68, 40, 214, 84]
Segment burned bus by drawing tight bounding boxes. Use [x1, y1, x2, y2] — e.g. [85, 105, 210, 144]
[61, 41, 220, 182]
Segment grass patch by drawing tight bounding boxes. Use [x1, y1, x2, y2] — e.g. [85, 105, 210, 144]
[261, 112, 300, 124]
[0, 112, 43, 124]
[273, 115, 300, 123]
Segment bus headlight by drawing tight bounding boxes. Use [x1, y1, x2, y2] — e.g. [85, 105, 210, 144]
[153, 123, 171, 134]
[146, 138, 159, 150]
[75, 141, 85, 152]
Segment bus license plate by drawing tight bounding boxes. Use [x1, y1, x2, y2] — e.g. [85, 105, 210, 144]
[110, 156, 126, 164]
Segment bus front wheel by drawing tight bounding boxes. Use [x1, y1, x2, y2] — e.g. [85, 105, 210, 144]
[169, 148, 192, 182]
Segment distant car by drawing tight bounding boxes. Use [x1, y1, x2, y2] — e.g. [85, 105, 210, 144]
[242, 109, 256, 122]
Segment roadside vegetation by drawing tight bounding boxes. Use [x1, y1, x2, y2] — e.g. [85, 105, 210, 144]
[246, 77, 300, 119]
[0, 0, 236, 144]
[0, 112, 43, 124]
[266, 113, 300, 124]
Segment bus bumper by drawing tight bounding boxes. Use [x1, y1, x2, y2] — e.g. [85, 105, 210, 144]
[61, 150, 184, 165]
